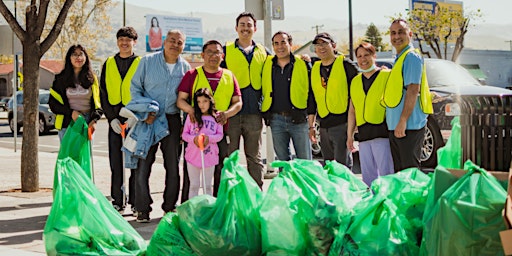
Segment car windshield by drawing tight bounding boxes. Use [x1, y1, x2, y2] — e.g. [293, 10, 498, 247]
[39, 92, 50, 104]
[426, 60, 481, 87]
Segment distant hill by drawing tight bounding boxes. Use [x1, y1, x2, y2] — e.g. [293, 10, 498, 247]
[2, 3, 511, 60]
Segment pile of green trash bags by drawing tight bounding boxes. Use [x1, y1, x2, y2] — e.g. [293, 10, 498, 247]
[146, 121, 508, 255]
[43, 116, 147, 255]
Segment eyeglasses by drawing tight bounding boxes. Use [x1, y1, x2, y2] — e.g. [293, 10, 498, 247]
[204, 51, 222, 56]
[314, 42, 331, 48]
[71, 52, 85, 58]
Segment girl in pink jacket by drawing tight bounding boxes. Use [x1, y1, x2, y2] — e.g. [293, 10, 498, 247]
[182, 88, 223, 198]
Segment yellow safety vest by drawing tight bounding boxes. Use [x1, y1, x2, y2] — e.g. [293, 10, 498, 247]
[382, 48, 433, 114]
[311, 56, 349, 118]
[351, 70, 390, 126]
[225, 42, 266, 90]
[50, 76, 101, 130]
[105, 56, 140, 105]
[192, 67, 235, 111]
[261, 55, 309, 112]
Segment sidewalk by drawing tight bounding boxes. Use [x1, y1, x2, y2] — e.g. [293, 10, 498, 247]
[0, 147, 173, 255]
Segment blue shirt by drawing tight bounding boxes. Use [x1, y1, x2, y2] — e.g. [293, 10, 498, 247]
[130, 51, 191, 115]
[386, 45, 428, 130]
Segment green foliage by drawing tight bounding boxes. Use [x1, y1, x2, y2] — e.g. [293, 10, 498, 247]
[364, 23, 385, 51]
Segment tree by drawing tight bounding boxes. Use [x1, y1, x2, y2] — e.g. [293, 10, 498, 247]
[42, 0, 115, 59]
[364, 23, 384, 51]
[402, 5, 481, 61]
[0, 0, 75, 192]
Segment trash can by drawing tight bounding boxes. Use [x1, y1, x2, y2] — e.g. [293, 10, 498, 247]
[459, 95, 512, 171]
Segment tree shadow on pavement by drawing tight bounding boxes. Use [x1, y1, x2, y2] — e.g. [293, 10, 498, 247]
[0, 202, 52, 212]
[0, 215, 46, 245]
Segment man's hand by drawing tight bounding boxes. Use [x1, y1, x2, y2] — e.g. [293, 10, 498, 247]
[215, 111, 227, 125]
[309, 127, 317, 144]
[110, 118, 122, 134]
[188, 110, 196, 123]
[145, 112, 156, 124]
[394, 120, 407, 138]
[347, 137, 355, 152]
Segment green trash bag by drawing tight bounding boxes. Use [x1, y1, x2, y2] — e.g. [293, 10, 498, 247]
[371, 168, 431, 244]
[437, 116, 461, 169]
[329, 196, 419, 256]
[178, 150, 263, 256]
[420, 160, 507, 256]
[147, 212, 196, 256]
[261, 159, 367, 256]
[43, 118, 146, 255]
[57, 115, 92, 179]
[324, 160, 370, 193]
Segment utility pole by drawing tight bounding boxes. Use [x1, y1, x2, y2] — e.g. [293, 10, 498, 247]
[311, 24, 324, 35]
[122, 0, 126, 26]
[506, 40, 512, 51]
[348, 0, 354, 60]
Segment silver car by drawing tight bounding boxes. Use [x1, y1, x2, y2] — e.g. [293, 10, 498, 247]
[8, 90, 56, 134]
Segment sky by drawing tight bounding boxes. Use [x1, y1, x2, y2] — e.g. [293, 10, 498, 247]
[124, 0, 512, 26]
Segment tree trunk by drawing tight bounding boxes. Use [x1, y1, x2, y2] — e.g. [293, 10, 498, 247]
[20, 26, 41, 192]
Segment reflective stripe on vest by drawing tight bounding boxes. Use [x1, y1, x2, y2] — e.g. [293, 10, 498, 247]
[350, 70, 390, 126]
[192, 67, 234, 111]
[225, 42, 266, 90]
[383, 48, 433, 114]
[51, 76, 101, 130]
[261, 55, 309, 112]
[105, 56, 140, 105]
[311, 56, 349, 118]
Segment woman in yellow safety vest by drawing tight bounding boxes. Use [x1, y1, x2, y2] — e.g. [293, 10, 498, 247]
[49, 45, 102, 141]
[347, 42, 394, 186]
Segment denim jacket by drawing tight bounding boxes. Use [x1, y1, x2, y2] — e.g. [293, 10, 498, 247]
[122, 98, 169, 168]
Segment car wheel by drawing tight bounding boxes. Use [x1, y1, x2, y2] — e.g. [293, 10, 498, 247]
[421, 118, 443, 167]
[9, 117, 20, 133]
[38, 115, 49, 135]
[311, 119, 322, 157]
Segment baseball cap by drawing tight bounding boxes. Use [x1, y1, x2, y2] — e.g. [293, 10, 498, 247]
[313, 32, 335, 44]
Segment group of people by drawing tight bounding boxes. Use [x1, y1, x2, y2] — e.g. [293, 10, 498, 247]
[48, 12, 431, 223]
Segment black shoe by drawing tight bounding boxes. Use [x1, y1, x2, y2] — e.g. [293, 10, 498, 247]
[131, 207, 138, 217]
[113, 205, 125, 214]
[136, 212, 150, 223]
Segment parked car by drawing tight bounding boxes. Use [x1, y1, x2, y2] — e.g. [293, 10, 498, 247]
[7, 90, 56, 134]
[375, 58, 512, 167]
[0, 97, 10, 111]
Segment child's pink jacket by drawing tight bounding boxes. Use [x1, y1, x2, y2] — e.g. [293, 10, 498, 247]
[182, 115, 224, 168]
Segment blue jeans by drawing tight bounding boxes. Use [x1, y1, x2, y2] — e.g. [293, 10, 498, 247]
[269, 113, 312, 161]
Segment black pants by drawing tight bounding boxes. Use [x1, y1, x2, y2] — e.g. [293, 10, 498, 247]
[388, 127, 425, 172]
[180, 142, 190, 203]
[134, 114, 182, 213]
[213, 135, 228, 197]
[108, 127, 135, 208]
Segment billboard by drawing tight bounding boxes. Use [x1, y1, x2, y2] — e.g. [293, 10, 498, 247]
[146, 15, 203, 53]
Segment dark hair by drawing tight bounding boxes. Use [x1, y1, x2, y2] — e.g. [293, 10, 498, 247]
[116, 26, 138, 40]
[57, 44, 94, 89]
[193, 88, 217, 129]
[202, 40, 223, 52]
[272, 31, 292, 44]
[151, 17, 159, 28]
[236, 12, 256, 26]
[355, 42, 376, 56]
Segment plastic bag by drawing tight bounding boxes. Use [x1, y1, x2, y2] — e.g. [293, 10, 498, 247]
[371, 168, 431, 243]
[178, 150, 263, 256]
[147, 212, 196, 256]
[57, 115, 92, 179]
[420, 160, 507, 256]
[260, 159, 367, 255]
[437, 116, 462, 169]
[329, 196, 419, 256]
[43, 116, 146, 255]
